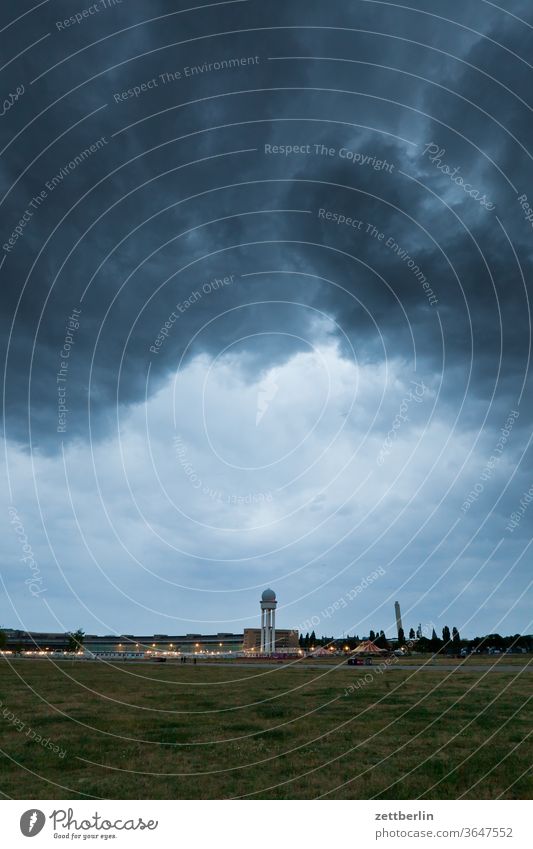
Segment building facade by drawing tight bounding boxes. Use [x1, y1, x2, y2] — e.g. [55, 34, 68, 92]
[242, 628, 299, 653]
[3, 590, 299, 657]
[4, 630, 245, 656]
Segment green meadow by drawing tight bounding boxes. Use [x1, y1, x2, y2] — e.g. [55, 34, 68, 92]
[0, 658, 531, 799]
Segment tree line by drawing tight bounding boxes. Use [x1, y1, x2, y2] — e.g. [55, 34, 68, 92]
[298, 627, 531, 653]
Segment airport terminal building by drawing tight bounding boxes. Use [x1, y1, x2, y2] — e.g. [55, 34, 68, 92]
[4, 628, 298, 656]
[3, 589, 299, 657]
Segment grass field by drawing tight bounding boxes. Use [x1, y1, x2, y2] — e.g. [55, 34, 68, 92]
[0, 658, 531, 800]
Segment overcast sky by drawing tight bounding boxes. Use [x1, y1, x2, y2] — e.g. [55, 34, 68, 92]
[1, 0, 532, 639]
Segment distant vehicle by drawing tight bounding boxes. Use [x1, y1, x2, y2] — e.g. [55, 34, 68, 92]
[347, 657, 373, 666]
[153, 657, 167, 662]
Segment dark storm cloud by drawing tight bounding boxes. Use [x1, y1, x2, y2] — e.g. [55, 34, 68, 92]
[2, 0, 531, 453]
[269, 0, 533, 443]
[1, 0, 335, 447]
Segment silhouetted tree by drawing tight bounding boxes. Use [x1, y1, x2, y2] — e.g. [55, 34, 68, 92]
[416, 623, 422, 638]
[482, 633, 505, 651]
[442, 625, 451, 645]
[398, 627, 405, 645]
[452, 627, 461, 649]
[67, 629, 85, 653]
[417, 636, 431, 653]
[409, 628, 416, 640]
[374, 631, 390, 650]
[0, 628, 6, 650]
[309, 630, 316, 647]
[430, 628, 443, 653]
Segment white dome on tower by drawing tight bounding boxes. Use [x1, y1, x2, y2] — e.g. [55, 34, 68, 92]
[260, 589, 277, 655]
[261, 588, 276, 602]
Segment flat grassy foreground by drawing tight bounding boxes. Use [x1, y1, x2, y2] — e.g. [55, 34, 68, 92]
[0, 658, 531, 800]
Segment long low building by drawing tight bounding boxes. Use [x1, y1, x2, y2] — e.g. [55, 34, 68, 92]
[3, 628, 299, 656]
[4, 630, 243, 655]
[3, 590, 300, 657]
